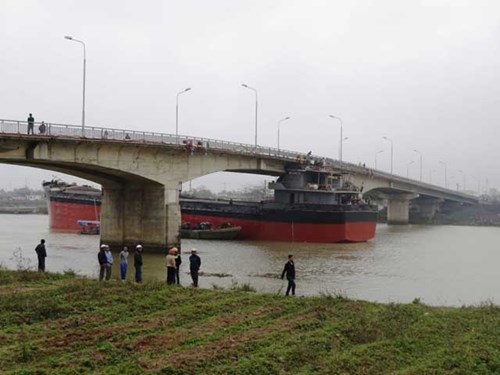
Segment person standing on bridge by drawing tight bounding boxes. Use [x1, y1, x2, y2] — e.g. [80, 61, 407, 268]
[281, 254, 296, 296]
[134, 245, 143, 283]
[27, 113, 35, 134]
[34, 239, 47, 272]
[38, 121, 46, 134]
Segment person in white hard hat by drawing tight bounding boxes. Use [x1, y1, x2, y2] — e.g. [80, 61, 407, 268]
[134, 244, 143, 283]
[189, 248, 201, 287]
[98, 244, 108, 281]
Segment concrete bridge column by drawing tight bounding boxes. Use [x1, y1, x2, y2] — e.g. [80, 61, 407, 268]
[386, 193, 418, 225]
[410, 197, 444, 224]
[100, 183, 181, 252]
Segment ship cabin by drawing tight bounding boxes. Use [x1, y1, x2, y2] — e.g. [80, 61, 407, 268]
[268, 165, 362, 206]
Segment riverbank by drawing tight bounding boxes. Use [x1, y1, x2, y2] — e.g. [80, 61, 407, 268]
[1, 269, 499, 374]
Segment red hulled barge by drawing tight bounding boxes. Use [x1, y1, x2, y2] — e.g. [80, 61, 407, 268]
[42, 180, 101, 233]
[182, 162, 377, 242]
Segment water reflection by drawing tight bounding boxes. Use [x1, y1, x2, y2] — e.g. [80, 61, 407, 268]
[0, 214, 499, 306]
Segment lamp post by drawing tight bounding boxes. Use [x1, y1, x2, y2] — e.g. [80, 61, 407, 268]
[277, 116, 291, 151]
[64, 36, 86, 133]
[374, 150, 384, 169]
[328, 115, 343, 168]
[242, 84, 258, 147]
[407, 160, 414, 178]
[413, 149, 422, 181]
[439, 161, 448, 188]
[382, 136, 394, 174]
[176, 87, 191, 143]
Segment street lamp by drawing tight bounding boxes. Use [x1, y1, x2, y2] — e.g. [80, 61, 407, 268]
[439, 161, 448, 188]
[407, 160, 414, 178]
[374, 150, 384, 169]
[176, 87, 191, 143]
[382, 136, 394, 174]
[277, 116, 291, 151]
[328, 115, 343, 168]
[64, 35, 86, 133]
[242, 84, 258, 147]
[413, 149, 422, 181]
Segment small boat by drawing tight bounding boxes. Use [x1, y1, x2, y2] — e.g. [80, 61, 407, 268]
[77, 220, 100, 235]
[180, 222, 241, 240]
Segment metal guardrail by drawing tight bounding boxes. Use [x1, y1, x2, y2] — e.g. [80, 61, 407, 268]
[0, 118, 478, 201]
[0, 118, 303, 162]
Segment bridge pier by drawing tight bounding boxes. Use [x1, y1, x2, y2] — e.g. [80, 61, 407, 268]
[410, 197, 444, 224]
[101, 183, 180, 252]
[386, 193, 418, 225]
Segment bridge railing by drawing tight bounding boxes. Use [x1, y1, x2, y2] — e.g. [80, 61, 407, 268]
[0, 118, 302, 161]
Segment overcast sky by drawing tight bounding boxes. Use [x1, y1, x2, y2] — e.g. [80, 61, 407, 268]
[1, 0, 499, 193]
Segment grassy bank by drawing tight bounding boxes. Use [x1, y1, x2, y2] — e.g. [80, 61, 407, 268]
[0, 269, 499, 374]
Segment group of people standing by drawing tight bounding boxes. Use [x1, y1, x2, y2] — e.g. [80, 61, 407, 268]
[96, 244, 202, 287]
[27, 113, 46, 134]
[98, 244, 143, 283]
[36, 239, 295, 295]
[166, 247, 201, 287]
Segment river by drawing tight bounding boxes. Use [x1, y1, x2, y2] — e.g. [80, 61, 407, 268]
[0, 214, 498, 307]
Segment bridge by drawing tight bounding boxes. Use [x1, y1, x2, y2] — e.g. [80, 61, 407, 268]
[0, 118, 478, 250]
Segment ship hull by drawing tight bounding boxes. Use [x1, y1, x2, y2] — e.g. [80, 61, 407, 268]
[47, 197, 101, 233]
[181, 201, 377, 243]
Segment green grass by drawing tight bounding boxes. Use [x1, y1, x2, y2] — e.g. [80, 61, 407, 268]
[0, 269, 499, 374]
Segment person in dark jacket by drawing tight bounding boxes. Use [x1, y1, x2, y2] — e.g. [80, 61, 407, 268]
[27, 113, 34, 134]
[134, 244, 143, 283]
[98, 244, 108, 281]
[174, 248, 182, 284]
[35, 239, 47, 272]
[281, 254, 296, 296]
[189, 248, 201, 287]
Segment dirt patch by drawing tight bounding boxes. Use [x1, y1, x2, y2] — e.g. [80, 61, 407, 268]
[142, 311, 313, 371]
[45, 314, 177, 349]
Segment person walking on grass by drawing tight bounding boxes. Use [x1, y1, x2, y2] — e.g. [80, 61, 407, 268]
[98, 244, 107, 281]
[119, 246, 129, 282]
[166, 247, 177, 285]
[189, 248, 201, 287]
[34, 239, 47, 272]
[281, 254, 296, 296]
[134, 244, 143, 283]
[105, 245, 113, 280]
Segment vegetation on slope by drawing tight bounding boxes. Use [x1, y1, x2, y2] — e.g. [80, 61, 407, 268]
[0, 269, 499, 374]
